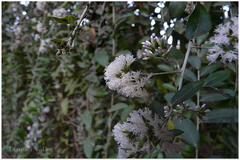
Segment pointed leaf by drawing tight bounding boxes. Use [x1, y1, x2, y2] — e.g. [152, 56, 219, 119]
[186, 3, 212, 39]
[60, 98, 69, 114]
[21, 115, 33, 125]
[169, 129, 184, 137]
[52, 16, 69, 24]
[173, 118, 199, 147]
[16, 128, 25, 140]
[188, 56, 201, 69]
[201, 87, 233, 98]
[183, 69, 197, 81]
[68, 15, 74, 25]
[169, 2, 187, 18]
[200, 64, 221, 76]
[84, 137, 93, 158]
[82, 110, 92, 128]
[171, 80, 205, 106]
[162, 83, 177, 92]
[149, 101, 164, 117]
[108, 103, 128, 112]
[200, 89, 235, 102]
[203, 70, 231, 87]
[203, 109, 238, 123]
[166, 47, 185, 65]
[85, 73, 99, 83]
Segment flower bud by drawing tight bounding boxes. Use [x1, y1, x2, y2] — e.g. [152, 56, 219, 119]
[164, 106, 169, 111]
[205, 109, 211, 113]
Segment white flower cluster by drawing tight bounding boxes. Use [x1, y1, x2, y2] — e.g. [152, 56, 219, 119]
[207, 17, 238, 64]
[113, 107, 182, 158]
[36, 22, 47, 33]
[39, 38, 53, 54]
[104, 54, 152, 98]
[52, 8, 67, 17]
[36, 1, 46, 11]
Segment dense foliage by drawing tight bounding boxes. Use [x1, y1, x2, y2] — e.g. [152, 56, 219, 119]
[2, 1, 238, 158]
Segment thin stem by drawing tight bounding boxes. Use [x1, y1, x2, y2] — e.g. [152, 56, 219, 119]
[178, 41, 192, 90]
[151, 71, 182, 76]
[112, 2, 116, 56]
[235, 60, 238, 92]
[148, 147, 156, 158]
[196, 47, 200, 158]
[65, 2, 92, 51]
[191, 46, 210, 49]
[161, 107, 173, 129]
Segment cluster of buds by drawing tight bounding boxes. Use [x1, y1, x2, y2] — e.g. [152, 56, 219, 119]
[164, 103, 211, 124]
[141, 35, 172, 60]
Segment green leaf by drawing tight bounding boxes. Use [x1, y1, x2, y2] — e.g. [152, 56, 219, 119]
[197, 33, 209, 45]
[164, 93, 175, 103]
[87, 86, 108, 97]
[183, 69, 197, 81]
[117, 50, 132, 55]
[84, 137, 93, 158]
[169, 129, 184, 137]
[174, 20, 185, 34]
[201, 87, 233, 98]
[108, 103, 128, 112]
[85, 73, 99, 83]
[166, 47, 185, 65]
[60, 98, 69, 114]
[169, 2, 187, 18]
[25, 106, 39, 114]
[94, 48, 109, 66]
[188, 56, 201, 69]
[162, 83, 177, 92]
[51, 38, 68, 43]
[16, 128, 25, 140]
[68, 15, 74, 25]
[52, 16, 70, 24]
[200, 64, 221, 76]
[149, 101, 164, 117]
[21, 115, 33, 125]
[82, 110, 93, 128]
[173, 118, 199, 147]
[203, 109, 238, 123]
[203, 70, 231, 87]
[157, 64, 173, 72]
[186, 3, 212, 39]
[171, 81, 205, 106]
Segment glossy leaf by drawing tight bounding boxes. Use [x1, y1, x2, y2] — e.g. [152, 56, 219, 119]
[188, 56, 201, 69]
[171, 81, 205, 106]
[173, 118, 199, 147]
[200, 64, 221, 76]
[21, 115, 33, 125]
[169, 129, 184, 137]
[52, 16, 69, 24]
[186, 3, 212, 39]
[84, 137, 94, 158]
[108, 103, 128, 112]
[203, 109, 238, 123]
[169, 2, 187, 18]
[17, 128, 25, 140]
[166, 47, 185, 65]
[149, 101, 164, 117]
[203, 70, 231, 87]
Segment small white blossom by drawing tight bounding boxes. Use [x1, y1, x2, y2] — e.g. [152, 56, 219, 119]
[36, 22, 47, 33]
[36, 1, 46, 11]
[104, 54, 152, 98]
[221, 51, 238, 63]
[52, 8, 67, 17]
[42, 106, 50, 113]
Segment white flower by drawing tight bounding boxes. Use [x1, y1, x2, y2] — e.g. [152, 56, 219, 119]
[104, 54, 152, 98]
[221, 51, 238, 63]
[42, 106, 50, 113]
[231, 17, 238, 38]
[214, 22, 230, 35]
[33, 122, 39, 128]
[34, 34, 41, 41]
[25, 139, 33, 149]
[36, 22, 47, 33]
[52, 8, 67, 17]
[36, 1, 46, 11]
[209, 34, 229, 45]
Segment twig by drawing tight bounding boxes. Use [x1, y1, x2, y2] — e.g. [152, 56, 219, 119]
[178, 41, 192, 90]
[57, 2, 92, 55]
[161, 107, 173, 129]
